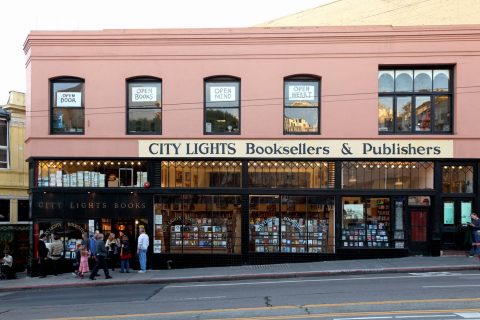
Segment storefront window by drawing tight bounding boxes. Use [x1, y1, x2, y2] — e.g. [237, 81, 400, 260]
[0, 118, 8, 168]
[37, 221, 88, 260]
[0, 199, 10, 222]
[342, 161, 434, 190]
[249, 195, 335, 253]
[342, 197, 391, 248]
[284, 77, 320, 134]
[153, 195, 241, 254]
[378, 67, 452, 134]
[249, 161, 335, 188]
[442, 165, 474, 193]
[35, 160, 148, 188]
[204, 77, 240, 134]
[17, 200, 29, 222]
[161, 161, 241, 188]
[127, 78, 162, 134]
[51, 78, 85, 134]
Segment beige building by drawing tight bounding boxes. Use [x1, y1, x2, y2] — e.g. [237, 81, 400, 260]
[259, 0, 480, 27]
[0, 91, 29, 270]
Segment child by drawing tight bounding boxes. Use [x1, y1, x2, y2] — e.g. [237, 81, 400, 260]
[78, 245, 90, 278]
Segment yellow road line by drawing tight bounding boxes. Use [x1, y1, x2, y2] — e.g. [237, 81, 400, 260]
[46, 298, 480, 320]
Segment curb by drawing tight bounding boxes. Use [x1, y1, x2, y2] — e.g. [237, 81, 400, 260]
[0, 264, 478, 292]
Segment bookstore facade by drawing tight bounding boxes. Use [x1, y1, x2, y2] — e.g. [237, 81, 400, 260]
[29, 138, 477, 268]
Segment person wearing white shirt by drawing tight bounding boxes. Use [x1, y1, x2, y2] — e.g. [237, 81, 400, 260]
[137, 226, 149, 273]
[1, 250, 14, 279]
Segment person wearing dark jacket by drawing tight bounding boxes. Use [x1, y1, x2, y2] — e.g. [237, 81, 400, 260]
[38, 233, 49, 278]
[89, 233, 112, 280]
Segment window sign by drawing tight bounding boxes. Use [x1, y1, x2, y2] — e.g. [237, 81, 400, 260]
[443, 202, 454, 224]
[461, 201, 472, 225]
[131, 87, 157, 102]
[209, 86, 236, 102]
[288, 85, 315, 101]
[56, 92, 82, 107]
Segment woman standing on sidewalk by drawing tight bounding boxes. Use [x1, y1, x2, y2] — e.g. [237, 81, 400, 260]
[120, 235, 132, 273]
[106, 233, 120, 271]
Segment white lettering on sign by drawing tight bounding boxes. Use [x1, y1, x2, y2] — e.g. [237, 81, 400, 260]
[56, 92, 82, 107]
[288, 85, 315, 101]
[132, 87, 157, 102]
[210, 87, 236, 102]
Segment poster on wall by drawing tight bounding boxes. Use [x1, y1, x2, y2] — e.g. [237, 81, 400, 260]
[461, 201, 472, 225]
[56, 92, 82, 107]
[153, 240, 161, 253]
[344, 204, 364, 220]
[443, 202, 454, 225]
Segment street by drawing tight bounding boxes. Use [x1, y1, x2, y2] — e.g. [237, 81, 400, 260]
[1, 271, 480, 320]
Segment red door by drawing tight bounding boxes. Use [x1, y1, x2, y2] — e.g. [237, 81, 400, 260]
[409, 208, 429, 253]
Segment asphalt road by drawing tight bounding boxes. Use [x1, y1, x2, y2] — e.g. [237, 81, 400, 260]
[1, 271, 480, 320]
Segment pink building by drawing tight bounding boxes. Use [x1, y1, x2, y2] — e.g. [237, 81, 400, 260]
[24, 25, 480, 269]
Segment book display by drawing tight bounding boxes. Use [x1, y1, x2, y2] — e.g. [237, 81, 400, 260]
[342, 197, 391, 248]
[36, 161, 147, 188]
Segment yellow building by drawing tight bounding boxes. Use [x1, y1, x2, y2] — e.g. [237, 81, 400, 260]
[259, 0, 480, 27]
[0, 91, 29, 270]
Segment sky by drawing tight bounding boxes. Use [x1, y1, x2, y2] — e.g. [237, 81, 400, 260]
[0, 0, 334, 105]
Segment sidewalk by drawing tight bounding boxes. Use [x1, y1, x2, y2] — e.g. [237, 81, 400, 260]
[1, 256, 478, 292]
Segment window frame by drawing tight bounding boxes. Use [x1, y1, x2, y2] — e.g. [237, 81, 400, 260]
[378, 66, 453, 135]
[126, 76, 162, 135]
[204, 76, 241, 135]
[0, 117, 9, 169]
[50, 77, 85, 135]
[283, 75, 321, 135]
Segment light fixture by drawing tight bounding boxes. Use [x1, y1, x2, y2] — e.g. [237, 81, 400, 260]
[394, 177, 403, 186]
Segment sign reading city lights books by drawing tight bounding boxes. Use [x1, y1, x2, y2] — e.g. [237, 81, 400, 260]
[131, 87, 157, 102]
[56, 92, 82, 107]
[139, 140, 454, 159]
[210, 86, 236, 102]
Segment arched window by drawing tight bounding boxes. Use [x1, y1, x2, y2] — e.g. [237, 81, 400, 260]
[50, 77, 85, 134]
[127, 77, 162, 134]
[284, 76, 320, 134]
[204, 76, 240, 134]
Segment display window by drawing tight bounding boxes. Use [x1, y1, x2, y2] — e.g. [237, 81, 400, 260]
[249, 195, 334, 253]
[50, 78, 85, 134]
[248, 161, 335, 188]
[154, 195, 241, 254]
[37, 221, 88, 260]
[35, 160, 148, 188]
[161, 161, 241, 188]
[342, 197, 391, 248]
[342, 161, 434, 190]
[442, 165, 474, 193]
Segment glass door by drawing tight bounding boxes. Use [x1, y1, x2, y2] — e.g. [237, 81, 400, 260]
[441, 199, 474, 250]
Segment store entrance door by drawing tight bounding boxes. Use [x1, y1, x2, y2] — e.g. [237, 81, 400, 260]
[441, 199, 474, 251]
[407, 207, 430, 254]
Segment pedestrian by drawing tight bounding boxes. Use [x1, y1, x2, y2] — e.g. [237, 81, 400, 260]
[469, 212, 480, 257]
[0, 250, 15, 280]
[78, 244, 90, 279]
[89, 233, 112, 280]
[72, 243, 82, 277]
[137, 225, 149, 273]
[50, 234, 64, 276]
[38, 233, 49, 278]
[120, 235, 132, 273]
[106, 233, 120, 271]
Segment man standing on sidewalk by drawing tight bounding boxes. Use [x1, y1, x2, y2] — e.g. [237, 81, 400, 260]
[38, 234, 49, 278]
[89, 233, 112, 280]
[137, 225, 149, 273]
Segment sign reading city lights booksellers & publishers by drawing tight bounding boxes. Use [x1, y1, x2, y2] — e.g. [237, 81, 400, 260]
[139, 140, 454, 159]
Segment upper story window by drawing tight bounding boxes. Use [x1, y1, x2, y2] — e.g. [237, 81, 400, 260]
[204, 77, 240, 134]
[0, 117, 8, 169]
[378, 67, 452, 134]
[284, 76, 320, 134]
[51, 77, 85, 134]
[127, 77, 162, 134]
